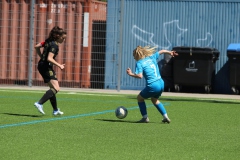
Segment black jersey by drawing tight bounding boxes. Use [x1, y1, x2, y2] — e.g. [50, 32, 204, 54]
[39, 40, 59, 66]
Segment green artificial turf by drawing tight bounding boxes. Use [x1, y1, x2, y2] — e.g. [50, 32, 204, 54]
[0, 89, 240, 160]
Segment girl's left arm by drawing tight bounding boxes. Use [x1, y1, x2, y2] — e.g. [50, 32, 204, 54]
[35, 42, 45, 58]
[159, 50, 178, 57]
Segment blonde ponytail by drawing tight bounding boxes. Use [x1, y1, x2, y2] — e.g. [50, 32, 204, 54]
[133, 46, 157, 60]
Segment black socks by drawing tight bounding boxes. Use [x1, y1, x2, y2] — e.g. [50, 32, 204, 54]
[49, 95, 58, 111]
[38, 88, 56, 104]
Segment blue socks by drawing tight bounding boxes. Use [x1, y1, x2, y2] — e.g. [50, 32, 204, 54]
[138, 102, 167, 117]
[154, 102, 167, 115]
[138, 102, 147, 117]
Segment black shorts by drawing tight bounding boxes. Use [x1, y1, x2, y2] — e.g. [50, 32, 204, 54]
[38, 61, 57, 83]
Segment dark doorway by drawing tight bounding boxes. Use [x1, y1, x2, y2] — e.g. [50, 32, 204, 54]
[90, 21, 106, 89]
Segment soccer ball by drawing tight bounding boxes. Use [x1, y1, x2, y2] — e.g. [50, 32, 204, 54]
[115, 106, 128, 119]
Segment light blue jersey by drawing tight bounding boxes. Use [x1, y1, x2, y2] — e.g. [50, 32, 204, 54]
[132, 48, 170, 121]
[135, 51, 161, 86]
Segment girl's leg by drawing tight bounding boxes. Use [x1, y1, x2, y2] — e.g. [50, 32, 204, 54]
[137, 94, 147, 118]
[151, 98, 170, 123]
[151, 98, 167, 115]
[49, 94, 57, 111]
[34, 80, 63, 115]
[48, 80, 63, 115]
[137, 94, 149, 123]
[38, 80, 59, 105]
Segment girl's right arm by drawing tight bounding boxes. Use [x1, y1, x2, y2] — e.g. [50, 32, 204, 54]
[126, 68, 143, 79]
[47, 52, 65, 70]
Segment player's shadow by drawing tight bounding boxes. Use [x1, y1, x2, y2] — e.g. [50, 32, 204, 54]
[95, 119, 155, 123]
[2, 113, 43, 117]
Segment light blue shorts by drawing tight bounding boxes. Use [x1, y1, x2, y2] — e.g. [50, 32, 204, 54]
[140, 79, 164, 99]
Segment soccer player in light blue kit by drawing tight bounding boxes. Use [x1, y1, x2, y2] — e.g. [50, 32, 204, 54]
[126, 46, 178, 123]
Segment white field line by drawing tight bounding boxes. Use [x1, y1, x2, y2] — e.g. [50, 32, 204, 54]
[0, 90, 122, 97]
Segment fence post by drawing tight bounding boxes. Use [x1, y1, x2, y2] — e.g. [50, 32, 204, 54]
[28, 0, 35, 87]
[117, 0, 125, 92]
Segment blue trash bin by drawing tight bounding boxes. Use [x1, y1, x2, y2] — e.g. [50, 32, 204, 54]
[227, 43, 240, 94]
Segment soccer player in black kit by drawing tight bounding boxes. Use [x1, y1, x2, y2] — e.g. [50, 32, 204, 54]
[34, 26, 67, 115]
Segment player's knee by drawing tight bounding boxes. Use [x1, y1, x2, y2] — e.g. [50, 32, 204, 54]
[51, 87, 59, 94]
[137, 94, 144, 102]
[55, 86, 60, 92]
[152, 100, 159, 105]
[56, 87, 60, 92]
[152, 99, 160, 105]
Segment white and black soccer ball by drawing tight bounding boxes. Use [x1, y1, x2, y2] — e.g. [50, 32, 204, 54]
[115, 106, 128, 119]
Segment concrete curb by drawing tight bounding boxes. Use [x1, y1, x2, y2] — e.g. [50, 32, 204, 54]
[0, 85, 239, 100]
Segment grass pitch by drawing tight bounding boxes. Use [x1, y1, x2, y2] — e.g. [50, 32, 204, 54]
[0, 89, 240, 160]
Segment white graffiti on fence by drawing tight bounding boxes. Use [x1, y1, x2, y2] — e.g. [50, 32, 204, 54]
[132, 20, 212, 49]
[196, 32, 213, 47]
[131, 25, 158, 47]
